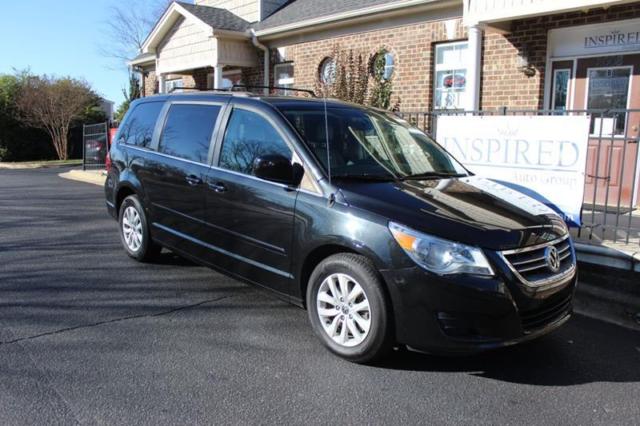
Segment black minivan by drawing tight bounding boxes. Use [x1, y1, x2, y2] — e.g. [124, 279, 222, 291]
[105, 91, 577, 363]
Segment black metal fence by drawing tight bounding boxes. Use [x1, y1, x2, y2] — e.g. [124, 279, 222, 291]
[82, 122, 109, 170]
[397, 108, 640, 247]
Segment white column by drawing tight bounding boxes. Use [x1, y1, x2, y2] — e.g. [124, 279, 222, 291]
[214, 64, 224, 89]
[466, 25, 483, 111]
[158, 74, 166, 94]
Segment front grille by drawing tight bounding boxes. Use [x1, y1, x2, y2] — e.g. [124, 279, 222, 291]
[520, 295, 572, 332]
[501, 235, 575, 288]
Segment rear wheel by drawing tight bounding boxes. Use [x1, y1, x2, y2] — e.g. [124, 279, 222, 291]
[119, 195, 161, 262]
[306, 253, 393, 363]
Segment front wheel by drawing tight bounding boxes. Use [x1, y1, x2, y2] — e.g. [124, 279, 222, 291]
[306, 253, 394, 363]
[118, 195, 161, 262]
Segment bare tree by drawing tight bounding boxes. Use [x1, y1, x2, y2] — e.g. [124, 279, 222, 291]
[99, 0, 174, 65]
[16, 75, 96, 160]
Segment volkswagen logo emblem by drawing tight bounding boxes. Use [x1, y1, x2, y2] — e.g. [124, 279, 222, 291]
[545, 246, 561, 273]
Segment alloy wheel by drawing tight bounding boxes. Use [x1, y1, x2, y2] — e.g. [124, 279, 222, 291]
[316, 273, 372, 347]
[122, 206, 143, 252]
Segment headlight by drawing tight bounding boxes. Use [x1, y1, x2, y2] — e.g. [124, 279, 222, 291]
[389, 222, 494, 276]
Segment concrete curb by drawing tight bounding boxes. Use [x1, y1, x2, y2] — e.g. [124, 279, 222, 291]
[573, 243, 640, 331]
[574, 281, 640, 332]
[0, 161, 82, 170]
[575, 242, 640, 272]
[58, 169, 106, 186]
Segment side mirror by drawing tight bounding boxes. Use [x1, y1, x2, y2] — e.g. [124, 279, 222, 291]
[253, 154, 303, 186]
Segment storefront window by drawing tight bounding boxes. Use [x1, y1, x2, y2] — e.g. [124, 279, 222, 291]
[587, 67, 631, 135]
[552, 69, 570, 112]
[434, 42, 468, 110]
[274, 63, 294, 95]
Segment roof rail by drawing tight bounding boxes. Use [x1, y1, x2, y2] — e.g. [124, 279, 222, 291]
[167, 87, 240, 96]
[167, 87, 203, 94]
[231, 84, 317, 98]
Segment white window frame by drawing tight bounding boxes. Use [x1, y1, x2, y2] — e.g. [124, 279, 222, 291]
[164, 78, 184, 93]
[433, 41, 469, 110]
[274, 63, 294, 94]
[319, 58, 336, 85]
[584, 65, 633, 137]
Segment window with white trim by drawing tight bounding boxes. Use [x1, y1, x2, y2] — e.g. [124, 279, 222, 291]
[164, 78, 184, 93]
[319, 57, 336, 85]
[433, 42, 469, 110]
[274, 63, 294, 95]
[587, 66, 631, 136]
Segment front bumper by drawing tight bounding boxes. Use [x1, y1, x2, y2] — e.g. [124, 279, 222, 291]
[380, 260, 577, 355]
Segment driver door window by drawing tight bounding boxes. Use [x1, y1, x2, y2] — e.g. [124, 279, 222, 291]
[218, 108, 292, 176]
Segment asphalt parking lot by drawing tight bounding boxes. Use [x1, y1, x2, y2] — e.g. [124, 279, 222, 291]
[1, 167, 639, 425]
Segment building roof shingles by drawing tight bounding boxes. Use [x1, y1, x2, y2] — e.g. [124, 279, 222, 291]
[178, 2, 251, 31]
[254, 0, 409, 31]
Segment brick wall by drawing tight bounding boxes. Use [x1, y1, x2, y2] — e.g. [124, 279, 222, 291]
[140, 3, 640, 110]
[143, 71, 158, 97]
[482, 3, 640, 110]
[182, 68, 211, 89]
[268, 19, 467, 110]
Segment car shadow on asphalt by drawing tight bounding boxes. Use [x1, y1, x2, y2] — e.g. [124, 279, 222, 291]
[375, 314, 640, 386]
[150, 250, 198, 267]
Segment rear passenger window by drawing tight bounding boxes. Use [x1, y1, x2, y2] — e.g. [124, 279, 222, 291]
[219, 109, 291, 175]
[120, 102, 163, 148]
[158, 104, 221, 164]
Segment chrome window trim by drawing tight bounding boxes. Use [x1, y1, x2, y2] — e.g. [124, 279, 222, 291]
[499, 234, 576, 290]
[126, 145, 325, 198]
[208, 164, 322, 197]
[126, 145, 211, 168]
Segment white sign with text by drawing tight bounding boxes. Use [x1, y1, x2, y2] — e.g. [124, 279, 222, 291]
[436, 115, 590, 225]
[548, 18, 640, 57]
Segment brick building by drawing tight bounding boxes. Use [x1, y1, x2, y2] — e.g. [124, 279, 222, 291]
[131, 0, 640, 115]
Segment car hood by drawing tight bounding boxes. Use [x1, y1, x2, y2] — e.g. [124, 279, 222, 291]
[336, 176, 568, 251]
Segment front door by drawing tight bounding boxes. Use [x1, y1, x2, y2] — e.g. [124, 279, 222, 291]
[573, 54, 640, 208]
[204, 104, 298, 294]
[145, 102, 224, 254]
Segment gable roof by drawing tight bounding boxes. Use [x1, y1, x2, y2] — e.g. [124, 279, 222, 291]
[254, 0, 423, 31]
[141, 1, 251, 55]
[177, 2, 251, 32]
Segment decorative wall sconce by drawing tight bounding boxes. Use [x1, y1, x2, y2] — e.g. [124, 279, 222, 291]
[517, 45, 536, 77]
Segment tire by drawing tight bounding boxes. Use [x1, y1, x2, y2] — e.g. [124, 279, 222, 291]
[306, 253, 394, 363]
[118, 195, 162, 262]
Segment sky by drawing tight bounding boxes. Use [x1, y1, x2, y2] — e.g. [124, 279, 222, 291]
[0, 0, 176, 107]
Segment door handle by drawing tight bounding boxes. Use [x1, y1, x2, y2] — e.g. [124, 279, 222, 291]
[208, 182, 227, 193]
[185, 175, 203, 186]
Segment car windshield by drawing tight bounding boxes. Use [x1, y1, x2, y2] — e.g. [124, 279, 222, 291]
[278, 105, 469, 180]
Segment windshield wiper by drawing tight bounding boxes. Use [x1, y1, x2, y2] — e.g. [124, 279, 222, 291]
[332, 174, 397, 182]
[400, 172, 468, 180]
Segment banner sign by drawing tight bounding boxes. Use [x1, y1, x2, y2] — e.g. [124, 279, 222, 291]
[435, 115, 591, 226]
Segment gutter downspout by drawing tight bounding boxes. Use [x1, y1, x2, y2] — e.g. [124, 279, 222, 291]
[251, 29, 269, 95]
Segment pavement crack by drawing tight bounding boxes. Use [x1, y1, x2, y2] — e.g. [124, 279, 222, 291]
[0, 294, 236, 345]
